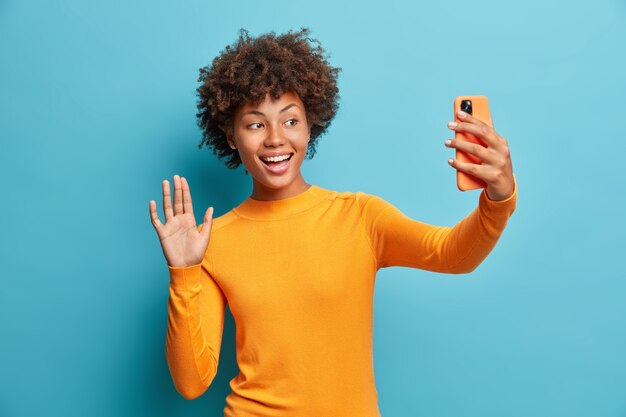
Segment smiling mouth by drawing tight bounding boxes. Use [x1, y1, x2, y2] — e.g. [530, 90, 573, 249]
[259, 154, 293, 167]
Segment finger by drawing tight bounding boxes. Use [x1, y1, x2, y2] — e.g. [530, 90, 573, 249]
[455, 110, 491, 130]
[200, 207, 214, 239]
[448, 158, 487, 181]
[449, 111, 502, 149]
[162, 180, 173, 222]
[444, 138, 494, 163]
[181, 177, 194, 217]
[173, 174, 183, 215]
[149, 200, 164, 229]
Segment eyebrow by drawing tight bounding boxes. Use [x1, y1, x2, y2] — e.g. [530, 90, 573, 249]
[242, 103, 299, 116]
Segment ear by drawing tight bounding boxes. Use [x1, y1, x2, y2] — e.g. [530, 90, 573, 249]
[220, 124, 237, 150]
[226, 135, 237, 150]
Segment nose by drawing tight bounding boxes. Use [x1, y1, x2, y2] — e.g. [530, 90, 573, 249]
[264, 123, 286, 147]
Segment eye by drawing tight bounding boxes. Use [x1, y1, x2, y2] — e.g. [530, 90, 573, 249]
[285, 118, 298, 126]
[247, 122, 263, 129]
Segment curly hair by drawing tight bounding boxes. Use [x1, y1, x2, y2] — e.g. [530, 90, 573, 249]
[195, 27, 342, 170]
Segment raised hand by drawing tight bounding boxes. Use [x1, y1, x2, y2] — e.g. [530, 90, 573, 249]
[445, 110, 515, 201]
[149, 174, 214, 267]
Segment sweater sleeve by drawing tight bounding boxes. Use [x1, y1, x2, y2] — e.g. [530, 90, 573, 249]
[362, 174, 518, 273]
[165, 259, 227, 400]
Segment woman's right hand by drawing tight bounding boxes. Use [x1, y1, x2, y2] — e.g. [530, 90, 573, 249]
[149, 174, 214, 268]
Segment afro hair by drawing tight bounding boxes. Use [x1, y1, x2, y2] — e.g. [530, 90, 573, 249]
[195, 27, 342, 170]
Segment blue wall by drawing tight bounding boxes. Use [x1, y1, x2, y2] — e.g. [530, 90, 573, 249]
[1, 0, 625, 416]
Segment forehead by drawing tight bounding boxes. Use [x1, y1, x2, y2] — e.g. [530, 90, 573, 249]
[238, 90, 304, 114]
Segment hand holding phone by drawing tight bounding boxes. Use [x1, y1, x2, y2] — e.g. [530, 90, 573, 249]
[446, 95, 517, 201]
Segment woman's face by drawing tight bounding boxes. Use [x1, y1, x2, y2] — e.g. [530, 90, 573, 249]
[226, 90, 312, 200]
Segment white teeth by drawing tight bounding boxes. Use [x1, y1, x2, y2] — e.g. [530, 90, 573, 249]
[261, 154, 291, 162]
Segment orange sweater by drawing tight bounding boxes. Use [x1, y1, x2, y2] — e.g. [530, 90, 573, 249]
[165, 176, 518, 416]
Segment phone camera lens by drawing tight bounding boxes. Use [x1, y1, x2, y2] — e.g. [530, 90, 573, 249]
[461, 100, 473, 115]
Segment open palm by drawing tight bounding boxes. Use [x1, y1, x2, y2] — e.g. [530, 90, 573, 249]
[149, 175, 214, 268]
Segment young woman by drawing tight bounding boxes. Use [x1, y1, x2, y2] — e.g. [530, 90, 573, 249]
[149, 27, 517, 417]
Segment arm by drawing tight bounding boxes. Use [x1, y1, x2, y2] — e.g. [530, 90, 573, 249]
[361, 174, 517, 273]
[166, 260, 227, 399]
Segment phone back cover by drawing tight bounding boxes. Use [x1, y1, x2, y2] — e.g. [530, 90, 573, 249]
[453, 95, 493, 191]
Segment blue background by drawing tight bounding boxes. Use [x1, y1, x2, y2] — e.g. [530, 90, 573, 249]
[1, 0, 625, 416]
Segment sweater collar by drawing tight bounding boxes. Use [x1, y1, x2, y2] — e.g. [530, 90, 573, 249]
[233, 184, 332, 220]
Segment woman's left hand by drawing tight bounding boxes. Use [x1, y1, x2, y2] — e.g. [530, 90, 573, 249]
[444, 110, 515, 201]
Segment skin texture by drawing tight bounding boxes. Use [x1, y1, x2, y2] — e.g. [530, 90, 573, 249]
[445, 110, 516, 201]
[225, 90, 312, 201]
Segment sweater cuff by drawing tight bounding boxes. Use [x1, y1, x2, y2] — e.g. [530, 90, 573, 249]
[168, 263, 203, 290]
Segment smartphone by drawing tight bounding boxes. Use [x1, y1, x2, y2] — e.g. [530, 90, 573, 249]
[453, 95, 493, 191]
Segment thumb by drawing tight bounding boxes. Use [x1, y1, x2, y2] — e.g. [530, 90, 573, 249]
[200, 207, 214, 239]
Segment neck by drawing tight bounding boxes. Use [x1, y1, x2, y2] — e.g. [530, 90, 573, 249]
[251, 175, 311, 201]
[233, 183, 332, 221]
